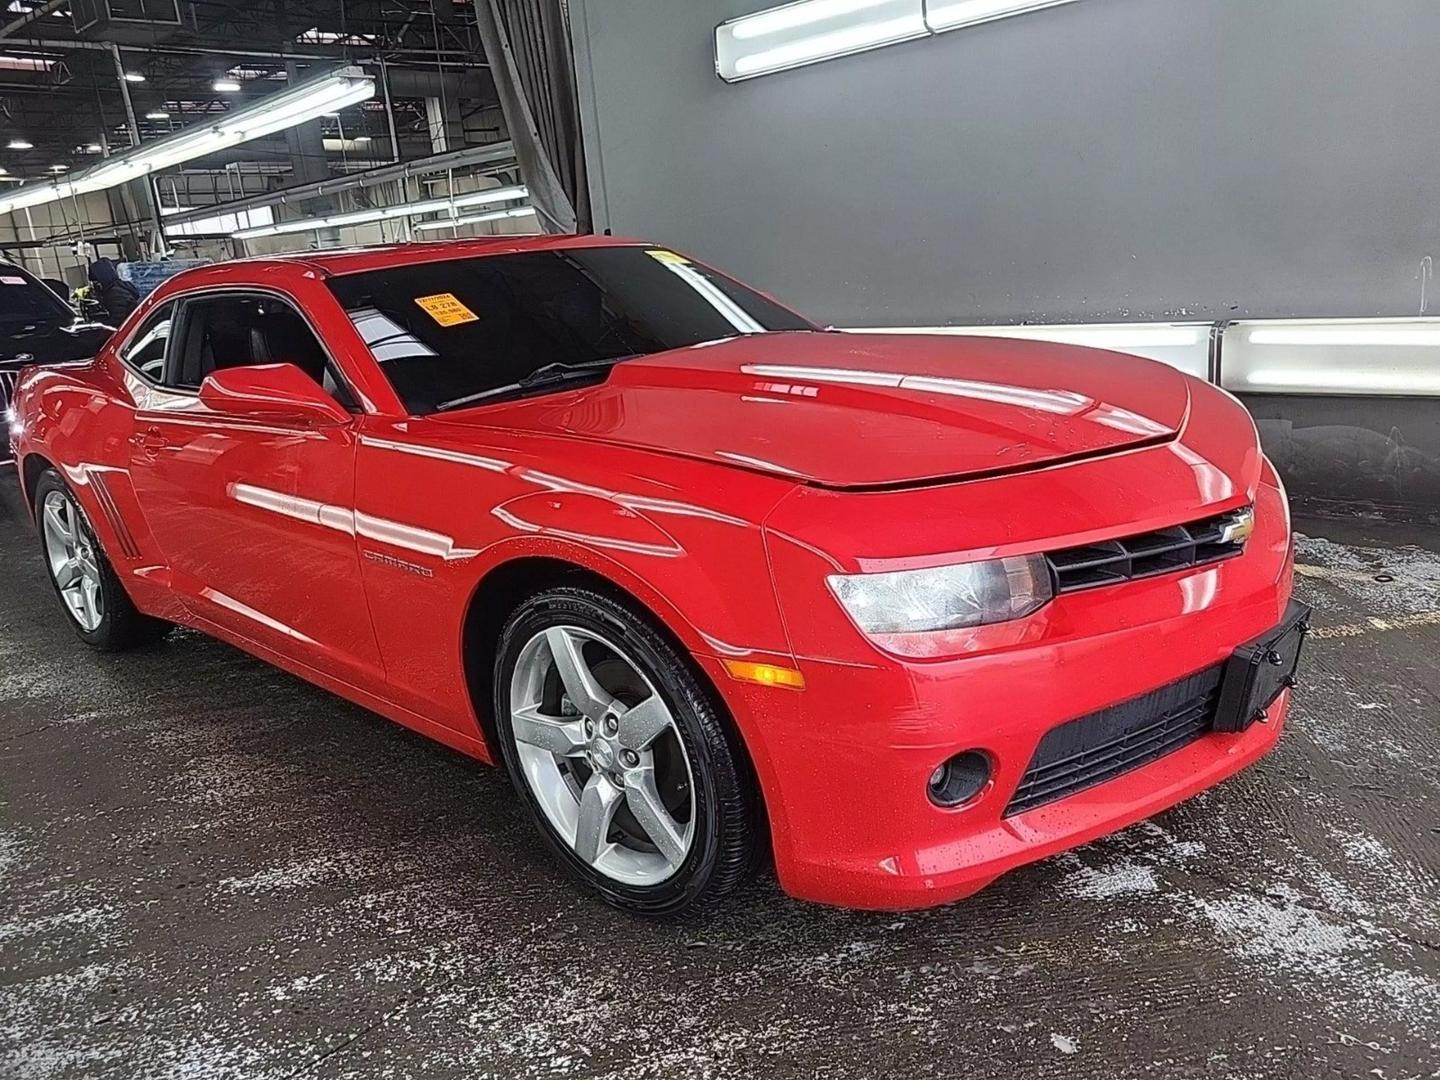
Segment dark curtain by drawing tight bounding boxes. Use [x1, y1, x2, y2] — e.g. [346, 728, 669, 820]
[474, 0, 592, 234]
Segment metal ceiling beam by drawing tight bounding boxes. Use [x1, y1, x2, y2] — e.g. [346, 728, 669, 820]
[0, 0, 68, 42]
[6, 36, 490, 65]
[161, 139, 516, 226]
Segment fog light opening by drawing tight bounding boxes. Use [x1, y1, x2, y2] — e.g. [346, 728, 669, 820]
[928, 751, 992, 808]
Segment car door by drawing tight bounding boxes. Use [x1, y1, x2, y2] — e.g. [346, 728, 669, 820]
[126, 288, 384, 684]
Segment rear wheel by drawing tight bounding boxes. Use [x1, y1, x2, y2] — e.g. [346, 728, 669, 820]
[34, 469, 169, 651]
[493, 585, 761, 915]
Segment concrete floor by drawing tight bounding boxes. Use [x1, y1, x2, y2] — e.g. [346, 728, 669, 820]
[1, 475, 1437, 1080]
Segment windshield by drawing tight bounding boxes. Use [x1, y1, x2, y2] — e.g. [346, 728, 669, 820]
[326, 245, 816, 414]
[0, 267, 73, 326]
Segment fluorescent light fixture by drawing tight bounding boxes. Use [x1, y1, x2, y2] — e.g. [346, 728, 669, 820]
[843, 321, 1212, 378]
[0, 67, 375, 218]
[412, 206, 538, 232]
[0, 54, 56, 72]
[6, 139, 32, 150]
[234, 184, 529, 239]
[923, 0, 1079, 31]
[1223, 319, 1440, 397]
[145, 110, 170, 120]
[124, 71, 146, 82]
[322, 135, 372, 151]
[213, 79, 242, 92]
[1240, 369, 1440, 394]
[1246, 326, 1440, 347]
[83, 143, 102, 153]
[717, 0, 1082, 81]
[716, 0, 928, 82]
[48, 164, 66, 172]
[165, 204, 275, 238]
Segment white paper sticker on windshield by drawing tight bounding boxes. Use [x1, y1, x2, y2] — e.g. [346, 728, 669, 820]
[0, 276, 27, 285]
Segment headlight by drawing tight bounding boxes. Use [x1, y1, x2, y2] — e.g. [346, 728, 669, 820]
[827, 555, 1054, 637]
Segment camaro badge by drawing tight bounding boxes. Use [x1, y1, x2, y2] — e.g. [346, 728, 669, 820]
[362, 549, 434, 578]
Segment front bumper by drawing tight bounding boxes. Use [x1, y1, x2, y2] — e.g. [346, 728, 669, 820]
[707, 478, 1297, 910]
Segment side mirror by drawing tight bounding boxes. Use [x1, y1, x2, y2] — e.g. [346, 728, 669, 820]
[199, 364, 350, 427]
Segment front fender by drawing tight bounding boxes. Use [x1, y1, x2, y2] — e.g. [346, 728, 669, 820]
[473, 493, 793, 666]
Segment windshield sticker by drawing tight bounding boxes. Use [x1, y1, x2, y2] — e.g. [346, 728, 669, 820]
[645, 249, 692, 267]
[414, 292, 479, 327]
[0, 276, 27, 285]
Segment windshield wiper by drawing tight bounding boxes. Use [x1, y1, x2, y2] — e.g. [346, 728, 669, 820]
[434, 357, 629, 412]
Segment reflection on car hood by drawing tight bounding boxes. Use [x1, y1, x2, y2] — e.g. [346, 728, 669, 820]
[442, 332, 1195, 489]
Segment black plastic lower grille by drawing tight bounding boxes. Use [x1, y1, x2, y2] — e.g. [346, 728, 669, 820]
[1005, 665, 1223, 816]
[1045, 509, 1249, 593]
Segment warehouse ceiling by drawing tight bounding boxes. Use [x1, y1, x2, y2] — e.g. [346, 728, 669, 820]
[0, 1, 499, 193]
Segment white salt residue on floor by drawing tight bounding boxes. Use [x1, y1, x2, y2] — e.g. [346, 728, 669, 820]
[0, 964, 127, 1080]
[1057, 855, 1158, 899]
[1294, 533, 1440, 616]
[0, 904, 120, 945]
[1048, 805, 1440, 1042]
[0, 829, 25, 881]
[1049, 1033, 1079, 1055]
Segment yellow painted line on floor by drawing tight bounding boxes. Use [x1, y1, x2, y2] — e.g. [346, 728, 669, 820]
[1308, 610, 1440, 640]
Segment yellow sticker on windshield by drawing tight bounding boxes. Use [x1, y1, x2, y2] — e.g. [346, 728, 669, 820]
[645, 248, 691, 267]
[415, 292, 479, 327]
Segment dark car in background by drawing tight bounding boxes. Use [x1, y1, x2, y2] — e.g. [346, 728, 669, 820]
[0, 262, 114, 464]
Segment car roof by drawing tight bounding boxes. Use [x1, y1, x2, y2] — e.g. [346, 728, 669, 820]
[213, 233, 653, 279]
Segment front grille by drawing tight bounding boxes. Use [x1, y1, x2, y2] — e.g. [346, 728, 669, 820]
[1046, 509, 1250, 593]
[1005, 665, 1222, 816]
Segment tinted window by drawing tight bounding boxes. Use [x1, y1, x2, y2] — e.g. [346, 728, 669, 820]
[170, 293, 354, 408]
[121, 303, 174, 382]
[0, 267, 73, 326]
[326, 246, 815, 414]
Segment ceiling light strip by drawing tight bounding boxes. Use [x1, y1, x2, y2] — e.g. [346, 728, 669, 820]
[715, 0, 1081, 82]
[234, 185, 529, 239]
[410, 206, 538, 232]
[0, 66, 374, 217]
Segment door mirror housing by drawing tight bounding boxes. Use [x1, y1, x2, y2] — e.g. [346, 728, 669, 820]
[199, 364, 350, 426]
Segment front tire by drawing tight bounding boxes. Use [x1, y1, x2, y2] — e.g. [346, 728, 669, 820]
[493, 585, 762, 915]
[33, 468, 169, 651]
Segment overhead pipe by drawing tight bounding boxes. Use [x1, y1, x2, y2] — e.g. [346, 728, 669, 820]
[161, 141, 516, 227]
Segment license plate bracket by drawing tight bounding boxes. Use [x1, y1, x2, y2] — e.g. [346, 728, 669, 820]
[1214, 599, 1312, 733]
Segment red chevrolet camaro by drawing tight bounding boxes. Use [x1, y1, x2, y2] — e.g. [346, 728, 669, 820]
[7, 236, 1307, 914]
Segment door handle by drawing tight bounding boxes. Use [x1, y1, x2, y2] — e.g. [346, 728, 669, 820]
[130, 427, 168, 453]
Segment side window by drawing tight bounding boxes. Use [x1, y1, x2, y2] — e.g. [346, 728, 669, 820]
[170, 294, 355, 409]
[120, 302, 174, 382]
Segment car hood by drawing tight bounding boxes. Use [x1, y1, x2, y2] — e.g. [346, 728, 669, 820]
[444, 332, 1194, 490]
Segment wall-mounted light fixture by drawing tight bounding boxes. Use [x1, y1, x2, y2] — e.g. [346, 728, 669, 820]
[1223, 319, 1440, 396]
[844, 321, 1212, 378]
[716, 0, 1080, 82]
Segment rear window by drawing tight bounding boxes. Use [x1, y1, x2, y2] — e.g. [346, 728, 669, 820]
[325, 245, 814, 414]
[0, 267, 72, 325]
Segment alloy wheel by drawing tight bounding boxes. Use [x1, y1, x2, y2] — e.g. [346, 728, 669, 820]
[41, 489, 104, 633]
[508, 625, 696, 886]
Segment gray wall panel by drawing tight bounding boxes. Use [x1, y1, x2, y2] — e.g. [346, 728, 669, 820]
[571, 0, 1440, 328]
